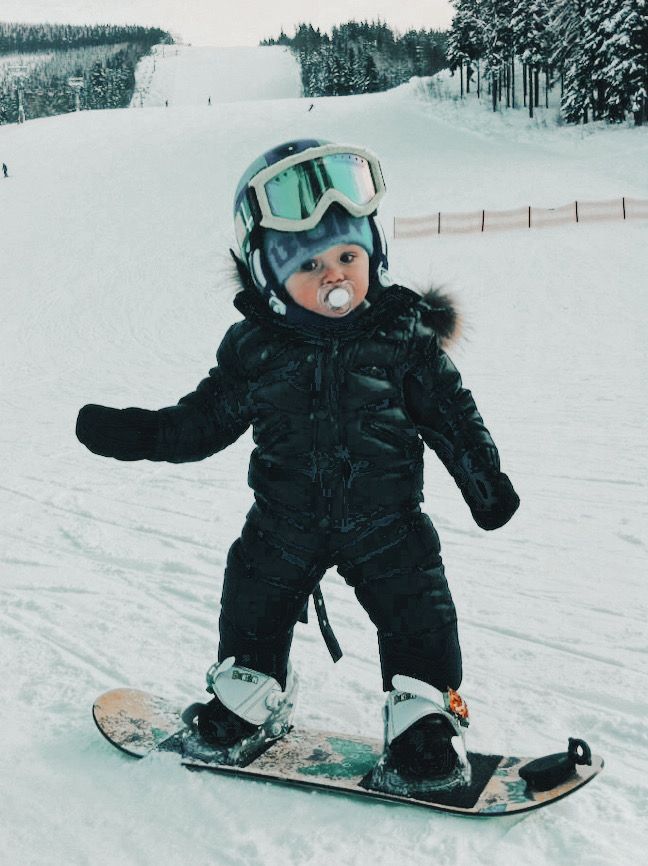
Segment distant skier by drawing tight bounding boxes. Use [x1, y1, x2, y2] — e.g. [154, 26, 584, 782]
[2, 162, 7, 178]
[76, 139, 519, 795]
[165, 99, 169, 107]
[208, 96, 211, 106]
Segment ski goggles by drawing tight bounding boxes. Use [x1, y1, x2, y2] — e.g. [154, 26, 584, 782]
[235, 144, 386, 246]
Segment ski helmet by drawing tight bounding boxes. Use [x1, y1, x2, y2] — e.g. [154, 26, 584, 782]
[232, 139, 391, 303]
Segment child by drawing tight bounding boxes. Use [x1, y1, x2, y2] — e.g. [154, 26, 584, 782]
[76, 140, 519, 792]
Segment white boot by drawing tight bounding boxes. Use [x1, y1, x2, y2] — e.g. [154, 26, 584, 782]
[182, 657, 298, 766]
[370, 675, 471, 795]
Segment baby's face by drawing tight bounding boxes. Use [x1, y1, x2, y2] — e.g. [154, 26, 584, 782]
[284, 244, 369, 318]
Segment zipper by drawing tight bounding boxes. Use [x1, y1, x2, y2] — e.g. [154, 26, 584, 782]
[329, 337, 350, 527]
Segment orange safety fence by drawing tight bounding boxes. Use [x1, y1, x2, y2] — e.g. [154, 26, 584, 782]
[393, 197, 648, 238]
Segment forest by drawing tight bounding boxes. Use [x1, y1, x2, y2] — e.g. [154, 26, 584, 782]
[262, 20, 448, 96]
[1, 6, 645, 127]
[446, 0, 648, 124]
[0, 22, 171, 124]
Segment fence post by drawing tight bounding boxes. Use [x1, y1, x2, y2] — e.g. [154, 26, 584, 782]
[438, 212, 441, 235]
[481, 209, 485, 232]
[528, 205, 531, 228]
[622, 196, 626, 219]
[575, 200, 579, 223]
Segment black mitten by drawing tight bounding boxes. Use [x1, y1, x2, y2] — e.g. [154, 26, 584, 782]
[470, 472, 520, 530]
[76, 404, 159, 461]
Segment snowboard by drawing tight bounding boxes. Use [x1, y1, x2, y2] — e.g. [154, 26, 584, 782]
[93, 688, 603, 817]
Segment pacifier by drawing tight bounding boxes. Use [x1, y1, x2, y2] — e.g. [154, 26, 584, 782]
[318, 280, 355, 314]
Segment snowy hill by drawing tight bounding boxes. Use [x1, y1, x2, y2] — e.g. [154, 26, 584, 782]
[131, 44, 303, 107]
[0, 45, 647, 866]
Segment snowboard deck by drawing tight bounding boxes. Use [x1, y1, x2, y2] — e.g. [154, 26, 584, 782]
[93, 688, 603, 817]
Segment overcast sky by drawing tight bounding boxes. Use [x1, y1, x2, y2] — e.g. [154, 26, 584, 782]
[1, 1, 454, 46]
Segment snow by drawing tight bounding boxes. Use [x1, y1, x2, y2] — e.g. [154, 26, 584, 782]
[1, 43, 647, 865]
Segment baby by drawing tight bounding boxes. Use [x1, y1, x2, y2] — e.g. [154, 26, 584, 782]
[77, 139, 519, 793]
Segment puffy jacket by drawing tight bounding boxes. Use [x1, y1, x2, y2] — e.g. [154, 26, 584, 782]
[116, 282, 519, 531]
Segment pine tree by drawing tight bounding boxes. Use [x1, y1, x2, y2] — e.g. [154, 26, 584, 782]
[589, 0, 648, 122]
[448, 1, 488, 97]
[551, 0, 595, 122]
[364, 54, 380, 92]
[511, 0, 552, 117]
[629, 0, 648, 123]
[474, 0, 514, 111]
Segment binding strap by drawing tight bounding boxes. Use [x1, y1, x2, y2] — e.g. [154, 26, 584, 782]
[299, 586, 343, 663]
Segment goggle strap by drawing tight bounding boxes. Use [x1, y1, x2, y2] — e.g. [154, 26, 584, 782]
[250, 142, 381, 189]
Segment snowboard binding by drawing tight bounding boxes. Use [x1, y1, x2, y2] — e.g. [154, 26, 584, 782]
[368, 676, 472, 796]
[518, 738, 592, 791]
[175, 658, 298, 767]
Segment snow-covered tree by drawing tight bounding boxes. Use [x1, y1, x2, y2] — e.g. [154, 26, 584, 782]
[511, 0, 552, 116]
[448, 1, 487, 96]
[589, 0, 648, 122]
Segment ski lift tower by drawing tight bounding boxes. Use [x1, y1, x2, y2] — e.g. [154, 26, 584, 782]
[8, 65, 29, 123]
[68, 77, 85, 112]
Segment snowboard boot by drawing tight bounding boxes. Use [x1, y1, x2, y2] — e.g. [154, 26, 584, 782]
[368, 674, 471, 795]
[180, 657, 298, 766]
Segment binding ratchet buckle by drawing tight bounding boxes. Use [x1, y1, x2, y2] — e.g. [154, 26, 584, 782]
[445, 687, 470, 727]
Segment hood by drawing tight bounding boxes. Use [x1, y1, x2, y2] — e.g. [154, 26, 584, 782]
[416, 287, 462, 348]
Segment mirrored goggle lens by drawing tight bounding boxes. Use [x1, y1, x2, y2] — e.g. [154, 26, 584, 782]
[264, 153, 377, 219]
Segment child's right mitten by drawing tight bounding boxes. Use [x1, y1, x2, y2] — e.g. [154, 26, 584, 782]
[76, 404, 159, 461]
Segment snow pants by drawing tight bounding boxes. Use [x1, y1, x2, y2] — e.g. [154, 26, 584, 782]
[217, 503, 461, 693]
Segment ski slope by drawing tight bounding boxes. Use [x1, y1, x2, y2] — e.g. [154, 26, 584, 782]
[1, 44, 647, 866]
[131, 44, 302, 107]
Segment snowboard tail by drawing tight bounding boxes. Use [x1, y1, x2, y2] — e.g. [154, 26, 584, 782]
[93, 688, 603, 817]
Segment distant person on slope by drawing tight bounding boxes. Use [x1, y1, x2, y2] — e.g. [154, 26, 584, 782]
[2, 163, 7, 178]
[75, 140, 520, 795]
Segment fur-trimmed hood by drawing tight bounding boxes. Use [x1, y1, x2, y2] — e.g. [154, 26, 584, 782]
[416, 287, 461, 349]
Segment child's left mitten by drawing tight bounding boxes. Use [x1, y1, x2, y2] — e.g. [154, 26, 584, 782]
[469, 472, 520, 530]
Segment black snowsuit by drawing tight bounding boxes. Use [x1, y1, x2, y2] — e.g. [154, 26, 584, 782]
[76, 281, 519, 692]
